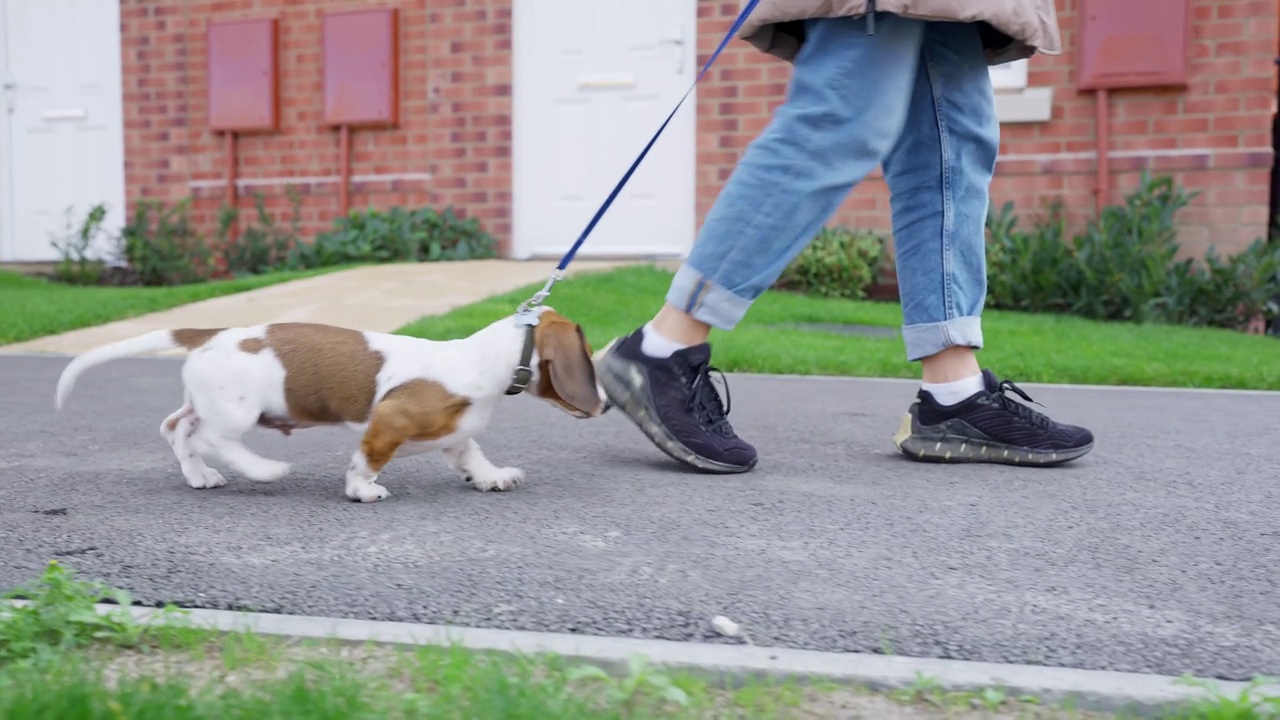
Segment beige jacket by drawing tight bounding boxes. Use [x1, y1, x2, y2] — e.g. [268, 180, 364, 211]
[737, 0, 1062, 66]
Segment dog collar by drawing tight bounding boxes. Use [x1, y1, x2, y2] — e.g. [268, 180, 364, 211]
[505, 313, 539, 396]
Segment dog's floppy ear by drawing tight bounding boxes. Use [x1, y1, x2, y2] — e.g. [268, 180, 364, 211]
[534, 313, 603, 416]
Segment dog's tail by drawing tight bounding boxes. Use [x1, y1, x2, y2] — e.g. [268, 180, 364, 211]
[54, 328, 223, 410]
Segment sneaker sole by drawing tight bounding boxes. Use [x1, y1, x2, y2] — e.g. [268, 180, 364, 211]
[892, 406, 1093, 467]
[595, 345, 757, 475]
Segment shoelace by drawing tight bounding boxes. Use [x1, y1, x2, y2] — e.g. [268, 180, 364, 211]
[686, 363, 734, 435]
[993, 378, 1052, 429]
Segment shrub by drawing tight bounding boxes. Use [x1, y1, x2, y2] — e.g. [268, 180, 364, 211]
[43, 196, 501, 287]
[985, 199, 1076, 314]
[117, 198, 214, 286]
[1170, 238, 1280, 330]
[1068, 174, 1193, 323]
[775, 227, 888, 300]
[220, 188, 309, 276]
[304, 205, 498, 267]
[50, 203, 110, 285]
[984, 173, 1280, 333]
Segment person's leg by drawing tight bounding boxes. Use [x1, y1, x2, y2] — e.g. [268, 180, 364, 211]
[884, 21, 1094, 466]
[880, 21, 992, 386]
[597, 13, 927, 473]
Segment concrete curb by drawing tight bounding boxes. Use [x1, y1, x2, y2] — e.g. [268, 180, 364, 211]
[12, 600, 1273, 716]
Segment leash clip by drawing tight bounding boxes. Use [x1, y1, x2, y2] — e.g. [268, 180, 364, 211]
[514, 271, 562, 326]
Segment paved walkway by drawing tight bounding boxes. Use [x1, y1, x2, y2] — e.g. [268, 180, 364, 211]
[0, 259, 633, 355]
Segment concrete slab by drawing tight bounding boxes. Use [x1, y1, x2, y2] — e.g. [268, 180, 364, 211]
[3, 355, 1278, 684]
[0, 259, 630, 356]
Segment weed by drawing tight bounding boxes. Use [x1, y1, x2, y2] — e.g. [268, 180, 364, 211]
[565, 654, 691, 716]
[978, 686, 1008, 711]
[878, 625, 897, 656]
[0, 560, 193, 666]
[1160, 675, 1280, 719]
[50, 203, 110, 285]
[885, 672, 1032, 713]
[890, 672, 946, 704]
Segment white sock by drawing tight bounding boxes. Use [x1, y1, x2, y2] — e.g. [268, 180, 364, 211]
[921, 373, 985, 407]
[639, 322, 690, 359]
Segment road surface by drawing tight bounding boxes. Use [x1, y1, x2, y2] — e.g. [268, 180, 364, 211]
[2, 354, 1277, 681]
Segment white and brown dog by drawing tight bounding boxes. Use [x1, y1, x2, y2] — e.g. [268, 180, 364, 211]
[53, 307, 607, 502]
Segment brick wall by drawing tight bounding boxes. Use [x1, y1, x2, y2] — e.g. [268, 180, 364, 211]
[121, 0, 1278, 259]
[694, 0, 1280, 258]
[120, 0, 515, 253]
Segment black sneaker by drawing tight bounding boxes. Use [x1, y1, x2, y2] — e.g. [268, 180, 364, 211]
[594, 328, 758, 473]
[893, 369, 1094, 466]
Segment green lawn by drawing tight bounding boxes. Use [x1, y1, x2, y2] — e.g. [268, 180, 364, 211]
[398, 265, 1280, 391]
[0, 268, 340, 346]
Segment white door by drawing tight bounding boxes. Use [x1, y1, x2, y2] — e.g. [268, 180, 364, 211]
[512, 0, 697, 260]
[0, 0, 126, 262]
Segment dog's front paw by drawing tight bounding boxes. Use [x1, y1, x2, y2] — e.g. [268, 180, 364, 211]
[346, 482, 390, 503]
[471, 467, 524, 492]
[187, 467, 226, 490]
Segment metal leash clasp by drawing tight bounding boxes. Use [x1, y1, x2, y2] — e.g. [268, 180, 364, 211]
[514, 271, 563, 327]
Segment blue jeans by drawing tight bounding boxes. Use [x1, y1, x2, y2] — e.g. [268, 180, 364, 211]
[668, 13, 998, 362]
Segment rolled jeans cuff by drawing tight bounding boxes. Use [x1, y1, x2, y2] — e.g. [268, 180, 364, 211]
[902, 316, 984, 362]
[665, 264, 753, 331]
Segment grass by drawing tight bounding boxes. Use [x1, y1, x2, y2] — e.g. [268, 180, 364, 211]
[1, 562, 1277, 719]
[398, 265, 1280, 391]
[0, 267, 343, 346]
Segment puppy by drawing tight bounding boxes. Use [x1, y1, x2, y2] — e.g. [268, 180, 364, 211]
[53, 307, 607, 502]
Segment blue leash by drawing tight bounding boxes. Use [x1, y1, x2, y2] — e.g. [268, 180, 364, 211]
[516, 0, 761, 318]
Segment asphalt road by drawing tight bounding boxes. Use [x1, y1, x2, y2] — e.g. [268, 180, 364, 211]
[3, 354, 1278, 681]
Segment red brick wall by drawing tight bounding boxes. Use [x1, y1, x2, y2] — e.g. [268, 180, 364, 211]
[120, 0, 515, 252]
[121, 0, 1278, 259]
[694, 0, 1280, 257]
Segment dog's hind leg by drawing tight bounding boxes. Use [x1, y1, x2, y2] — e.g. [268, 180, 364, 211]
[161, 400, 226, 489]
[207, 437, 291, 482]
[190, 397, 292, 483]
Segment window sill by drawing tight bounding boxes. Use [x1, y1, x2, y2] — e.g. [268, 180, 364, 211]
[994, 87, 1054, 124]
